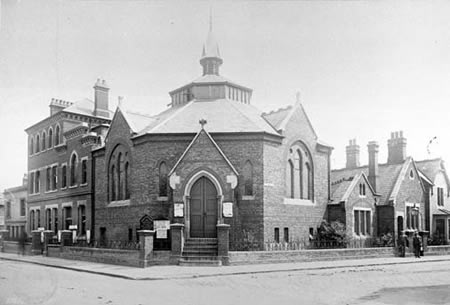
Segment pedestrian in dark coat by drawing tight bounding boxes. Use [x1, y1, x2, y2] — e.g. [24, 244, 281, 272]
[398, 233, 409, 257]
[413, 232, 421, 258]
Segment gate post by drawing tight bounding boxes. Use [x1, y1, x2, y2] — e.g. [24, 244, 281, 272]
[31, 230, 43, 255]
[217, 223, 230, 265]
[137, 230, 155, 268]
[0, 230, 9, 252]
[42, 230, 54, 256]
[170, 223, 184, 263]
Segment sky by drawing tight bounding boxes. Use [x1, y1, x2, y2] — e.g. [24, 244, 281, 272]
[0, 0, 449, 191]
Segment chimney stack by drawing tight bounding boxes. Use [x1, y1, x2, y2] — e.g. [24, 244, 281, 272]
[387, 130, 407, 164]
[22, 173, 28, 187]
[94, 79, 110, 118]
[367, 141, 379, 192]
[346, 139, 360, 169]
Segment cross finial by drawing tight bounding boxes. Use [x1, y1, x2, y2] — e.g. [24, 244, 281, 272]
[199, 118, 207, 129]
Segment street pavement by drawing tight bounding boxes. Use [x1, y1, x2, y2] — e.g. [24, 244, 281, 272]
[1, 251, 449, 280]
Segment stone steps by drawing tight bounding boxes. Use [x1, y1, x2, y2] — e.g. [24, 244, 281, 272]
[179, 238, 221, 266]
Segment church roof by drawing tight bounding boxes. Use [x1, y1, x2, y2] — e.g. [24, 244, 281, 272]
[262, 106, 293, 130]
[136, 99, 281, 136]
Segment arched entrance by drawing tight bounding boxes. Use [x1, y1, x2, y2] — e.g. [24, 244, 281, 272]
[190, 177, 218, 238]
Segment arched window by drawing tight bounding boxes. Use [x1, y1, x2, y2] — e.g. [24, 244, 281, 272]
[70, 153, 77, 186]
[288, 160, 294, 198]
[243, 160, 253, 196]
[117, 153, 123, 200]
[30, 137, 34, 155]
[125, 162, 130, 199]
[42, 131, 46, 150]
[287, 142, 314, 201]
[159, 162, 168, 197]
[108, 145, 131, 202]
[55, 125, 61, 146]
[36, 134, 40, 152]
[48, 128, 53, 148]
[111, 165, 116, 201]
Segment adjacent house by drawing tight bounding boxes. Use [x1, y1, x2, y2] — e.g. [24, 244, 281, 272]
[331, 132, 426, 242]
[416, 158, 450, 243]
[25, 81, 112, 240]
[3, 175, 28, 239]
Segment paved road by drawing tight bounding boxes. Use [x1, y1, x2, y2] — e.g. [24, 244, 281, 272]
[1, 259, 450, 305]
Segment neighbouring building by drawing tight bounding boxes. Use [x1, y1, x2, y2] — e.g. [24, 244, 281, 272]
[0, 193, 5, 230]
[92, 23, 333, 250]
[3, 175, 28, 239]
[417, 158, 450, 243]
[25, 81, 112, 240]
[331, 132, 426, 242]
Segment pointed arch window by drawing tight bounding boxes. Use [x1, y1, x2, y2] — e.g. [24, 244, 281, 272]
[48, 128, 53, 148]
[159, 162, 168, 197]
[287, 142, 314, 201]
[243, 160, 254, 196]
[108, 145, 131, 202]
[55, 125, 61, 146]
[42, 131, 46, 150]
[36, 134, 40, 153]
[70, 153, 77, 186]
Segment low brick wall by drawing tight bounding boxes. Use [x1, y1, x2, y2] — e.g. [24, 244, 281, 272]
[59, 247, 141, 267]
[426, 245, 450, 255]
[2, 241, 32, 255]
[229, 247, 396, 265]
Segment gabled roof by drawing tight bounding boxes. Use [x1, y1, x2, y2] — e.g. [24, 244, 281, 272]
[416, 158, 450, 187]
[169, 127, 238, 176]
[388, 158, 425, 202]
[118, 105, 155, 134]
[136, 99, 280, 136]
[331, 172, 377, 204]
[331, 160, 409, 205]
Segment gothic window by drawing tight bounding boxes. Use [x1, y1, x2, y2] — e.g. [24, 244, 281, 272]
[108, 145, 131, 202]
[48, 128, 53, 148]
[70, 153, 77, 186]
[81, 159, 88, 185]
[62, 165, 67, 188]
[36, 134, 40, 153]
[159, 162, 168, 197]
[243, 160, 253, 196]
[42, 131, 46, 150]
[286, 142, 314, 201]
[55, 125, 61, 145]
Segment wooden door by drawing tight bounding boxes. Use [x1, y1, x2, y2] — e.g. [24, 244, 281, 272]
[190, 177, 217, 238]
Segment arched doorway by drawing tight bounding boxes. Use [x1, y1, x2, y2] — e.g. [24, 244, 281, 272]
[190, 177, 218, 238]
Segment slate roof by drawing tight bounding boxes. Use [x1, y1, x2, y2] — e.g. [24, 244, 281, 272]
[331, 178, 354, 203]
[262, 106, 293, 130]
[331, 160, 408, 205]
[135, 99, 281, 136]
[63, 98, 114, 119]
[416, 158, 444, 181]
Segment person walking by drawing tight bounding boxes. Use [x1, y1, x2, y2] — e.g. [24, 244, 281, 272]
[398, 233, 409, 257]
[413, 232, 421, 258]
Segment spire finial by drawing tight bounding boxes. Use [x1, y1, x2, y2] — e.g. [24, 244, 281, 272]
[209, 7, 213, 32]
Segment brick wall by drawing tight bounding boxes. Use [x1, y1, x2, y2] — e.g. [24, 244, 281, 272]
[263, 105, 331, 243]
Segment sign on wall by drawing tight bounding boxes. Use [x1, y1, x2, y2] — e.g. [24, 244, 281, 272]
[223, 202, 233, 218]
[154, 220, 170, 239]
[174, 203, 184, 217]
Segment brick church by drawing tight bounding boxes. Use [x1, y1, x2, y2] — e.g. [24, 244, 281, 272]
[93, 24, 333, 249]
